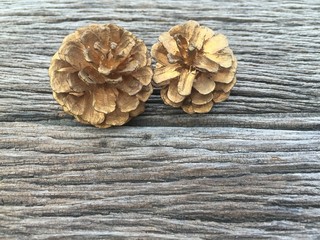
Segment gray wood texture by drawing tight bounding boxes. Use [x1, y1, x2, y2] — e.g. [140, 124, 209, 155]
[0, 0, 319, 239]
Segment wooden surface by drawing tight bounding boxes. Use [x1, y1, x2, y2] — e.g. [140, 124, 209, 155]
[0, 0, 320, 239]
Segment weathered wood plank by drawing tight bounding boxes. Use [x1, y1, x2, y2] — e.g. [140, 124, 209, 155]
[0, 0, 320, 239]
[0, 0, 319, 125]
[1, 122, 320, 239]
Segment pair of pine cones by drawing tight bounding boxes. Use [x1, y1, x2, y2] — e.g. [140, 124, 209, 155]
[49, 21, 237, 128]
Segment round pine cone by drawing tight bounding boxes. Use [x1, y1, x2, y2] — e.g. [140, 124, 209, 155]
[151, 20, 237, 114]
[49, 24, 153, 128]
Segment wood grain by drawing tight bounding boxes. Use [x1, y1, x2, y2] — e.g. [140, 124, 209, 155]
[0, 0, 320, 239]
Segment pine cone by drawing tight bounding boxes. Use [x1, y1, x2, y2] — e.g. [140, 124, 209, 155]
[151, 20, 237, 114]
[49, 24, 153, 128]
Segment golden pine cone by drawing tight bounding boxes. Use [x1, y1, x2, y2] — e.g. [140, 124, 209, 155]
[49, 24, 153, 128]
[151, 20, 237, 114]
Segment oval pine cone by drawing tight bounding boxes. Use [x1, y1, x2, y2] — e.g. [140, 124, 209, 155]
[151, 20, 237, 114]
[49, 24, 153, 128]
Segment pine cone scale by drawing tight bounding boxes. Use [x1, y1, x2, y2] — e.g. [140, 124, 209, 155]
[158, 32, 180, 57]
[116, 92, 140, 113]
[153, 63, 181, 84]
[161, 87, 183, 108]
[191, 91, 213, 105]
[193, 54, 219, 73]
[81, 98, 105, 125]
[151, 43, 170, 65]
[183, 20, 199, 41]
[63, 94, 86, 116]
[79, 30, 100, 49]
[65, 73, 88, 93]
[203, 34, 228, 54]
[92, 87, 117, 114]
[213, 91, 230, 103]
[167, 80, 185, 103]
[177, 69, 196, 96]
[83, 48, 101, 63]
[131, 67, 153, 86]
[194, 101, 214, 113]
[129, 103, 145, 117]
[115, 35, 136, 59]
[151, 20, 237, 114]
[50, 71, 71, 93]
[216, 77, 237, 93]
[212, 58, 237, 83]
[191, 26, 215, 50]
[116, 77, 142, 96]
[49, 24, 153, 128]
[104, 109, 129, 126]
[205, 51, 233, 69]
[136, 85, 153, 102]
[193, 73, 216, 95]
[59, 42, 89, 70]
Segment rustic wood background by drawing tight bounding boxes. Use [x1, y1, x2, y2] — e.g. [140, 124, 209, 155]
[1, 0, 320, 239]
